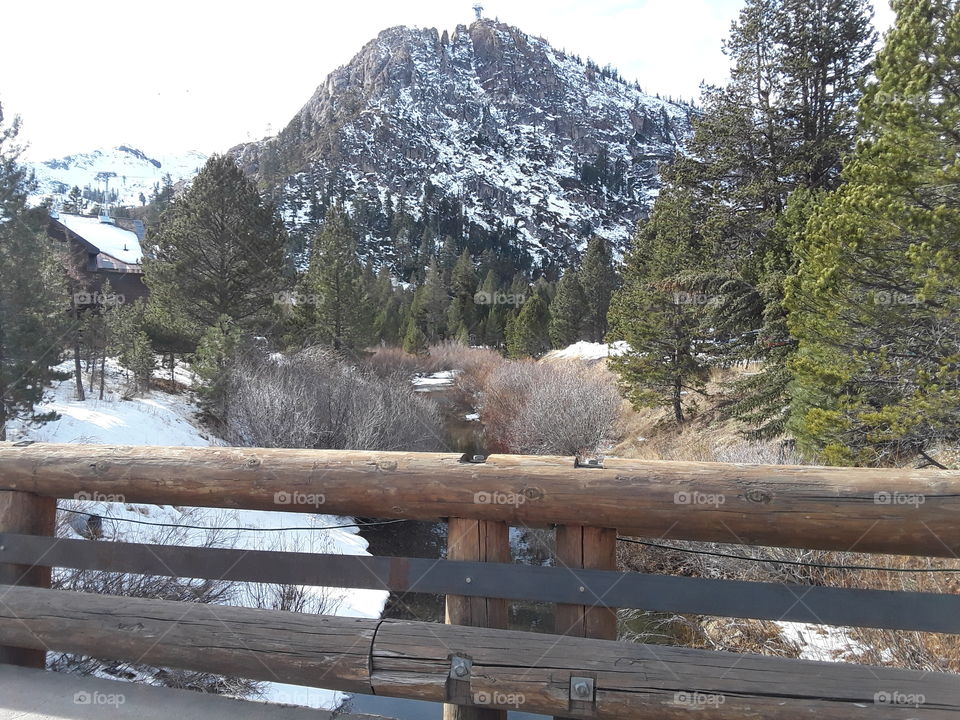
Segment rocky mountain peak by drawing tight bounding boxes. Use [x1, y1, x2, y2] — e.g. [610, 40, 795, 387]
[232, 19, 695, 270]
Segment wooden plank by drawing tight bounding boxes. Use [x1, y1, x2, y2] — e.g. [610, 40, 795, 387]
[0, 584, 374, 692]
[0, 490, 55, 668]
[3, 532, 960, 634]
[444, 518, 509, 720]
[1, 585, 960, 719]
[372, 619, 960, 718]
[554, 526, 617, 641]
[554, 526, 617, 720]
[2, 442, 959, 555]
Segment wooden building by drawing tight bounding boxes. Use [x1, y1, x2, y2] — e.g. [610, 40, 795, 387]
[47, 211, 148, 304]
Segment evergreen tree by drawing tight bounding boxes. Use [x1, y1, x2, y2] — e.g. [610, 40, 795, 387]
[608, 188, 713, 423]
[300, 205, 368, 350]
[193, 315, 241, 421]
[549, 271, 588, 348]
[0, 105, 69, 438]
[408, 259, 448, 343]
[785, 0, 960, 465]
[580, 236, 616, 341]
[143, 154, 287, 343]
[506, 294, 551, 358]
[450, 249, 478, 333]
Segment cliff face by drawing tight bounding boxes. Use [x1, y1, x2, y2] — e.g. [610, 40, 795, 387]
[232, 19, 693, 268]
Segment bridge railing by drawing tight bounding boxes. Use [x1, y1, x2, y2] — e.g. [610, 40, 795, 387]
[0, 442, 959, 719]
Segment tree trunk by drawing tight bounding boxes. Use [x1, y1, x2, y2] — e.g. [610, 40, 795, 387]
[672, 375, 684, 424]
[99, 352, 107, 400]
[72, 302, 85, 402]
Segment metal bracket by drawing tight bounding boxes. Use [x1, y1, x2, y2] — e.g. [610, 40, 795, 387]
[570, 676, 595, 702]
[575, 456, 604, 469]
[449, 655, 472, 680]
[446, 654, 473, 705]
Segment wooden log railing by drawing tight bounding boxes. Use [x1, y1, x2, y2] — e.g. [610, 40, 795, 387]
[0, 443, 958, 555]
[1, 442, 959, 719]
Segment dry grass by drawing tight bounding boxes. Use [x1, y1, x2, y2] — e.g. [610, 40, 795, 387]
[610, 363, 960, 671]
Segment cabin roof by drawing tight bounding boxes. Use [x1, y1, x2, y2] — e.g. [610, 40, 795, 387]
[55, 213, 143, 265]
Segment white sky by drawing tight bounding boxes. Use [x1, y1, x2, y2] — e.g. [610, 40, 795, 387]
[2, 0, 895, 160]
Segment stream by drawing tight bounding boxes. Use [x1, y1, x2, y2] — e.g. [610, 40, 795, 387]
[342, 374, 672, 719]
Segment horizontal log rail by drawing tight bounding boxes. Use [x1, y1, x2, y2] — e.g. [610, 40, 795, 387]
[1, 584, 958, 719]
[3, 532, 959, 634]
[2, 442, 960, 555]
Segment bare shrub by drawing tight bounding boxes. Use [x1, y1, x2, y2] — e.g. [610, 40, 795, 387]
[363, 345, 425, 379]
[225, 346, 445, 452]
[481, 360, 621, 456]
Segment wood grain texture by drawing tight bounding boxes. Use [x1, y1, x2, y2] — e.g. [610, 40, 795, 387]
[2, 442, 959, 555]
[554, 526, 617, 720]
[373, 619, 960, 718]
[0, 584, 375, 691]
[1, 585, 959, 718]
[444, 518, 509, 720]
[0, 489, 55, 667]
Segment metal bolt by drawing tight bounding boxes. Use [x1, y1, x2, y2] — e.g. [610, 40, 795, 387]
[454, 663, 469, 677]
[569, 676, 595, 702]
[578, 585, 585, 593]
[465, 577, 472, 584]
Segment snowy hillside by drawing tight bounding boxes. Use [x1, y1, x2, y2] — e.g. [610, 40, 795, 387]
[10, 359, 387, 710]
[232, 19, 694, 267]
[27, 145, 206, 208]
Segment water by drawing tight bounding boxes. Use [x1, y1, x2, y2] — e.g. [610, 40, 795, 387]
[343, 378, 674, 719]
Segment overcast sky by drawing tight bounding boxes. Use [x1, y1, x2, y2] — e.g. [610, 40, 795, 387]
[2, 0, 895, 160]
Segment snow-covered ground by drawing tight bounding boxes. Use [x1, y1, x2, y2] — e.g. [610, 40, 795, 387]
[776, 621, 865, 663]
[412, 369, 458, 391]
[542, 340, 629, 363]
[10, 358, 388, 711]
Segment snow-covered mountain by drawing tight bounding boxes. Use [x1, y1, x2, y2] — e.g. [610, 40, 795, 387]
[231, 18, 695, 268]
[27, 145, 207, 208]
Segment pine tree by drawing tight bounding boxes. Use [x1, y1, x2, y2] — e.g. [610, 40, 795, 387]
[608, 188, 713, 423]
[579, 236, 616, 341]
[300, 205, 368, 350]
[193, 315, 241, 421]
[143, 154, 287, 344]
[0, 106, 70, 439]
[785, 0, 960, 465]
[408, 259, 448, 343]
[506, 294, 551, 358]
[450, 249, 478, 334]
[549, 271, 587, 348]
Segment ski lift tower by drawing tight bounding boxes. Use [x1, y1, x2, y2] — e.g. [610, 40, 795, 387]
[473, 3, 483, 20]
